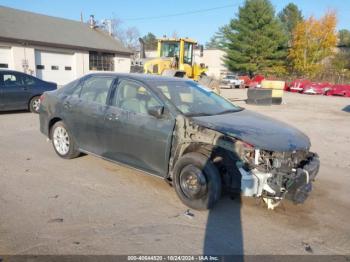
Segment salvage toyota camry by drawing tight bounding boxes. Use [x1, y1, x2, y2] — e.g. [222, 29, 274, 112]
[39, 73, 320, 210]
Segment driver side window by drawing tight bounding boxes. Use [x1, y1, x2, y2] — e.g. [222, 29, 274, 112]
[113, 79, 161, 115]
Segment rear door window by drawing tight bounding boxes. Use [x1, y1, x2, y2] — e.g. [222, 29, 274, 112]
[22, 75, 37, 85]
[79, 76, 115, 105]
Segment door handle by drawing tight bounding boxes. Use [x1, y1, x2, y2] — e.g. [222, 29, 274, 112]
[106, 113, 119, 121]
[22, 87, 28, 91]
[63, 101, 71, 109]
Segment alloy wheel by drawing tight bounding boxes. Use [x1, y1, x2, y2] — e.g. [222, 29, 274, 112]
[32, 98, 40, 112]
[53, 126, 70, 155]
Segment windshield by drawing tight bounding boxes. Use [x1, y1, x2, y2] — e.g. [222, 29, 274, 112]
[151, 81, 242, 116]
[160, 41, 180, 58]
[225, 75, 237, 79]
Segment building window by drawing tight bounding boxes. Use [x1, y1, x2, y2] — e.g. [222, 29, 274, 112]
[65, 66, 72, 71]
[36, 65, 45, 70]
[89, 51, 114, 71]
[0, 63, 8, 68]
[51, 65, 59, 70]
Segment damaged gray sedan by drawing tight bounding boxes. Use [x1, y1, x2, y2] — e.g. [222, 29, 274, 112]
[39, 73, 320, 210]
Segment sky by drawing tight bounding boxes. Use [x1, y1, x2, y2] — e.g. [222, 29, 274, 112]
[1, 0, 349, 44]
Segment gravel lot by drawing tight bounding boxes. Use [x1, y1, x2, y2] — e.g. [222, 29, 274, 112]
[0, 89, 349, 255]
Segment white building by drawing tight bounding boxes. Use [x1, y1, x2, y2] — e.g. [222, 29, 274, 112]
[0, 6, 132, 86]
[193, 49, 228, 79]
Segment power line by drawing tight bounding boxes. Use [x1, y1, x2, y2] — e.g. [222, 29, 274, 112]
[123, 4, 237, 21]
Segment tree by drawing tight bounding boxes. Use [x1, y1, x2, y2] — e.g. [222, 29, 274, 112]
[223, 0, 288, 75]
[206, 25, 230, 49]
[141, 32, 158, 50]
[338, 29, 350, 47]
[278, 3, 303, 42]
[289, 11, 337, 77]
[122, 27, 141, 50]
[329, 50, 350, 83]
[101, 18, 140, 51]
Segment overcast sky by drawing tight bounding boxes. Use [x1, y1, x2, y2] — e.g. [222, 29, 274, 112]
[1, 0, 349, 44]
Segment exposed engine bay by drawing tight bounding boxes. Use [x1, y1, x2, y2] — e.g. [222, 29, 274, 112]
[236, 144, 320, 209]
[170, 114, 320, 210]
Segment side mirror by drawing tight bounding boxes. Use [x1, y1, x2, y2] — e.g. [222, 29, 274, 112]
[148, 105, 164, 118]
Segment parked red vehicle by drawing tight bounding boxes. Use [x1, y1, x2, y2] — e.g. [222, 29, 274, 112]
[247, 74, 265, 88]
[238, 75, 251, 87]
[326, 84, 350, 97]
[288, 79, 312, 93]
[303, 82, 333, 95]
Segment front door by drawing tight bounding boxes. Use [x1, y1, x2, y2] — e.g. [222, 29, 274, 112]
[102, 78, 175, 177]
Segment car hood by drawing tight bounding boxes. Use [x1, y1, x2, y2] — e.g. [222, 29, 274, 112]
[191, 110, 310, 152]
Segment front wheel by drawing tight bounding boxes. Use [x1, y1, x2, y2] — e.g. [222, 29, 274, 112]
[173, 152, 222, 210]
[51, 121, 80, 159]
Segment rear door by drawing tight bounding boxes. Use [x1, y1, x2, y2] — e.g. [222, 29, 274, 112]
[62, 75, 116, 155]
[0, 72, 30, 110]
[102, 78, 175, 176]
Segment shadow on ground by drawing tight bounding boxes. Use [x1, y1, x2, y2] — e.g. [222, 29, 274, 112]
[342, 105, 350, 112]
[0, 110, 30, 115]
[203, 195, 243, 257]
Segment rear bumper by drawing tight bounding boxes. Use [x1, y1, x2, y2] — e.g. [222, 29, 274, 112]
[219, 84, 233, 88]
[39, 109, 50, 138]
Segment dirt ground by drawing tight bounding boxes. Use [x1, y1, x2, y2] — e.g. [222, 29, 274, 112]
[0, 89, 349, 255]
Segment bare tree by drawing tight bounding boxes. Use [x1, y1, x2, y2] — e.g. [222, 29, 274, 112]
[123, 27, 141, 50]
[100, 17, 140, 51]
[172, 30, 179, 38]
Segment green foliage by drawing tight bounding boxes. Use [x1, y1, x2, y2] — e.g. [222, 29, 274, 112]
[223, 0, 288, 75]
[142, 32, 158, 50]
[338, 29, 350, 47]
[278, 3, 303, 41]
[205, 25, 229, 49]
[332, 50, 350, 71]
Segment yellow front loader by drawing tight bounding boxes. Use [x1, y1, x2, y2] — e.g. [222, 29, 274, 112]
[142, 37, 220, 93]
[143, 38, 207, 81]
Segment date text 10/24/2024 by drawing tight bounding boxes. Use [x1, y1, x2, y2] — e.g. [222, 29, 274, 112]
[127, 256, 220, 261]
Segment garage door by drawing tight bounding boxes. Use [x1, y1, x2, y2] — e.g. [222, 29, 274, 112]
[35, 50, 74, 86]
[0, 47, 10, 69]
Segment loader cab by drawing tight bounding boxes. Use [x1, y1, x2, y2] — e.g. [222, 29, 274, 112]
[143, 37, 206, 81]
[157, 38, 196, 67]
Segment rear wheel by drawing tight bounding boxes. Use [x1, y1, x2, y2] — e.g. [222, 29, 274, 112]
[51, 121, 80, 159]
[173, 152, 222, 210]
[29, 96, 41, 113]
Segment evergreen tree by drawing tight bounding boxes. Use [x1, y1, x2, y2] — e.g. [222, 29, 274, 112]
[278, 3, 303, 42]
[338, 29, 350, 47]
[223, 0, 287, 75]
[206, 25, 229, 49]
[142, 32, 158, 50]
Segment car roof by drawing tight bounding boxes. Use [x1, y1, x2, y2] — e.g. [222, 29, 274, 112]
[85, 72, 193, 84]
[0, 69, 29, 74]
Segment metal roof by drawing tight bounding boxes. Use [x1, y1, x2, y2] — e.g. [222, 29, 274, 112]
[0, 6, 132, 55]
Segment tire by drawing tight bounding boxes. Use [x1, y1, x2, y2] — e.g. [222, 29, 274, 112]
[29, 96, 41, 113]
[50, 121, 80, 159]
[173, 152, 222, 210]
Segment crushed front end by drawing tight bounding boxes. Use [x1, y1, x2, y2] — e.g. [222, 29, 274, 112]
[235, 144, 320, 209]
